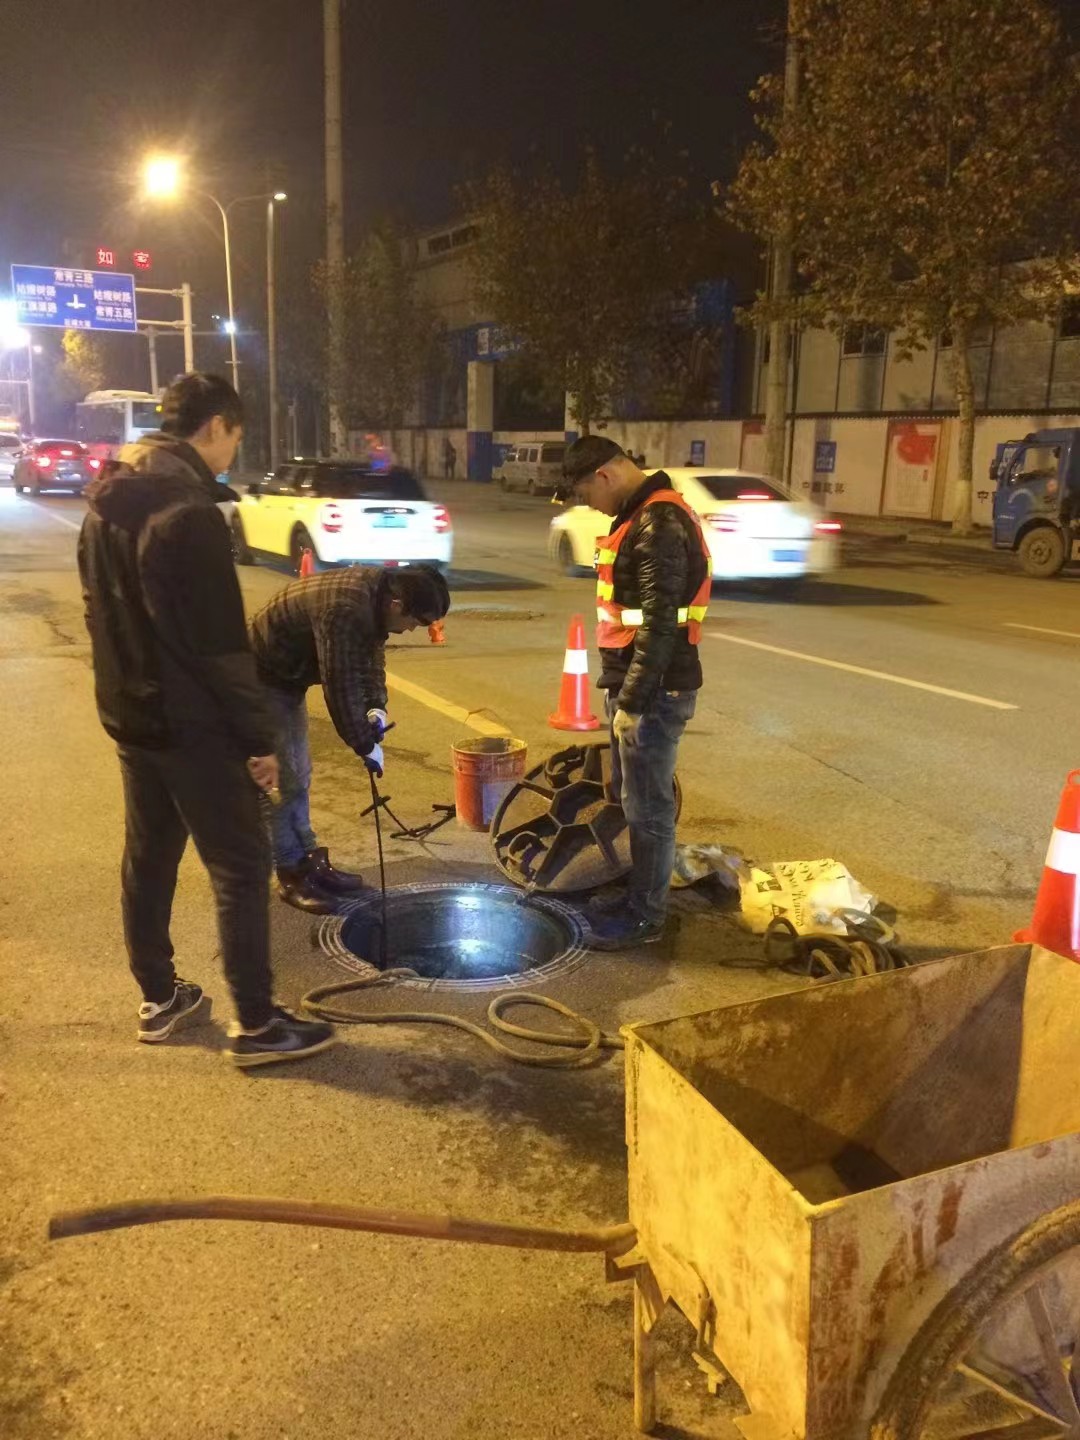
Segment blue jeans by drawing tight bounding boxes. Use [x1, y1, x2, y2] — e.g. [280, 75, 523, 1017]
[607, 689, 697, 926]
[267, 688, 317, 868]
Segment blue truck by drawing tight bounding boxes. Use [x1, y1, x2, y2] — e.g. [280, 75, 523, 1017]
[992, 428, 1080, 576]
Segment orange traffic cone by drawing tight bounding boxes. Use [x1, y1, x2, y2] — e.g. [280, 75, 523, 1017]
[1016, 770, 1080, 959]
[298, 548, 316, 578]
[428, 620, 446, 645]
[548, 614, 600, 731]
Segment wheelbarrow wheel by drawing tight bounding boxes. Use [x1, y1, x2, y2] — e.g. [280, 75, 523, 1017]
[872, 1199, 1080, 1439]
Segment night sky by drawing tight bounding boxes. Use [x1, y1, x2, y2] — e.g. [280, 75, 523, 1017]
[1, 0, 782, 349]
[3, 0, 1079, 386]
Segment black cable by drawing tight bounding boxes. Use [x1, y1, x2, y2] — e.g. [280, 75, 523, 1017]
[369, 768, 388, 972]
[762, 915, 910, 981]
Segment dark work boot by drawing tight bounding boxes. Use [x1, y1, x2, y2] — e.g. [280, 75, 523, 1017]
[276, 862, 340, 915]
[305, 846, 365, 896]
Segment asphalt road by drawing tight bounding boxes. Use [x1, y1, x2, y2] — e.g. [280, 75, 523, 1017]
[3, 480, 1079, 1439]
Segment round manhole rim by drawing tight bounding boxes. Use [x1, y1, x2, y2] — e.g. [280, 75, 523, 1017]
[317, 880, 589, 992]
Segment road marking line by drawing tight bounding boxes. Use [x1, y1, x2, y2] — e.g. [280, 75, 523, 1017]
[706, 632, 1018, 710]
[1005, 622, 1080, 641]
[386, 669, 511, 736]
[26, 502, 82, 532]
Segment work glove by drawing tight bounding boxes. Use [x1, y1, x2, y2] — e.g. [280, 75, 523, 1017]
[366, 707, 389, 741]
[362, 743, 384, 778]
[613, 709, 641, 743]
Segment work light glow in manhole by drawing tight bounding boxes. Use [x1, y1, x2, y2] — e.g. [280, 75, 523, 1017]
[317, 882, 589, 993]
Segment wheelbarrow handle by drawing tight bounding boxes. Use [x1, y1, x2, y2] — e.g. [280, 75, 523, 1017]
[48, 1195, 637, 1258]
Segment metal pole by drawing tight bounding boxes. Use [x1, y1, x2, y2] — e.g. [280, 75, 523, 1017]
[197, 194, 239, 389]
[324, 0, 348, 455]
[181, 283, 194, 372]
[26, 344, 36, 433]
[267, 198, 280, 466]
[147, 331, 159, 393]
[216, 199, 240, 393]
[763, 0, 802, 481]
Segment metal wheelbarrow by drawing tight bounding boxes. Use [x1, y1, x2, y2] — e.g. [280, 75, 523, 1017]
[49, 944, 1080, 1438]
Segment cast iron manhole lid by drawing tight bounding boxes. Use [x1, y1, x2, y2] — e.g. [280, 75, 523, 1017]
[317, 882, 589, 993]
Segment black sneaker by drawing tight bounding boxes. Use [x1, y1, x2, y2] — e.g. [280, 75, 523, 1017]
[587, 911, 665, 952]
[226, 1007, 336, 1069]
[137, 979, 210, 1043]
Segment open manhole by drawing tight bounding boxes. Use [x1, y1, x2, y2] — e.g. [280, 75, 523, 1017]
[317, 882, 589, 992]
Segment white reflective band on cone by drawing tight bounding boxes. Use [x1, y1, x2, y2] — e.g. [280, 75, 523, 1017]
[563, 649, 589, 675]
[1046, 826, 1080, 875]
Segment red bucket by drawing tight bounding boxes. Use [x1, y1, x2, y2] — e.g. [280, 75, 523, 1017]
[451, 737, 527, 831]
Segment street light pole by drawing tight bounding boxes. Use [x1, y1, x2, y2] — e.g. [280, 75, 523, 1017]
[267, 196, 280, 467]
[146, 330, 159, 393]
[26, 344, 36, 433]
[324, 0, 348, 455]
[763, 0, 803, 484]
[180, 282, 194, 372]
[200, 192, 239, 393]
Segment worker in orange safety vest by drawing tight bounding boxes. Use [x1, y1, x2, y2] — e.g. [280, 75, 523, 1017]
[559, 436, 711, 950]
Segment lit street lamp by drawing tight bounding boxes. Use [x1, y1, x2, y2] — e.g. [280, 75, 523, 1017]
[143, 155, 240, 394]
[143, 158, 286, 463]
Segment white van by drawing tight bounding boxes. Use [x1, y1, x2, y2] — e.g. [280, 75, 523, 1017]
[494, 441, 566, 495]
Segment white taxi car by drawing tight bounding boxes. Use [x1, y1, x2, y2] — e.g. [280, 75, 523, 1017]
[548, 468, 840, 593]
[231, 459, 453, 575]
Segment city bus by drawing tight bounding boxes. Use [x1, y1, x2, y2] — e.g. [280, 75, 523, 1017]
[75, 390, 161, 461]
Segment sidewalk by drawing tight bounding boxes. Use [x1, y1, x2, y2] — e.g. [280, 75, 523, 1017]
[838, 513, 994, 552]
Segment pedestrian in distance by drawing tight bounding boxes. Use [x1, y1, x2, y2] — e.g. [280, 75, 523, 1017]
[443, 437, 457, 480]
[249, 563, 451, 914]
[78, 373, 335, 1067]
[559, 437, 711, 950]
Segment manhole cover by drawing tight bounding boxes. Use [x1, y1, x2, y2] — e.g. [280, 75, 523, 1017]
[318, 882, 588, 992]
[490, 742, 681, 893]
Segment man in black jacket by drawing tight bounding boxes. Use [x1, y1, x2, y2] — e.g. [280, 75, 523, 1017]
[250, 564, 451, 912]
[561, 437, 710, 949]
[78, 373, 334, 1067]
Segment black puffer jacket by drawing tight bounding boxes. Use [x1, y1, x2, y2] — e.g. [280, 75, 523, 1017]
[598, 472, 709, 712]
[77, 433, 276, 755]
[249, 566, 389, 758]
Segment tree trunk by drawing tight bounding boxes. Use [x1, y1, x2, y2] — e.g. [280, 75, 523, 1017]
[764, 313, 790, 481]
[949, 324, 975, 535]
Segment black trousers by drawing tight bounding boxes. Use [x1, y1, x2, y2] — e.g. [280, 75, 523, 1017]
[117, 741, 274, 1030]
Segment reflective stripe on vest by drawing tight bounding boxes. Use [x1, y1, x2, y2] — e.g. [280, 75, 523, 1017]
[596, 489, 712, 650]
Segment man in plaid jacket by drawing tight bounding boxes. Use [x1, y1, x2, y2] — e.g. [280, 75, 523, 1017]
[250, 564, 450, 912]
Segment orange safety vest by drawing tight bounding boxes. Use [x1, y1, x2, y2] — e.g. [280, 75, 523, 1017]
[596, 489, 712, 649]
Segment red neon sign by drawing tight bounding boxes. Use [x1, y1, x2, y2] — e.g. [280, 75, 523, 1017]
[132, 250, 152, 271]
[96, 248, 115, 268]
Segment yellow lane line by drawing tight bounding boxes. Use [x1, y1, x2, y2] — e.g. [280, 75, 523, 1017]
[385, 669, 510, 736]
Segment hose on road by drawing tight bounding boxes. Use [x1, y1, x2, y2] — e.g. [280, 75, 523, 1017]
[301, 973, 624, 1069]
[300, 770, 623, 1069]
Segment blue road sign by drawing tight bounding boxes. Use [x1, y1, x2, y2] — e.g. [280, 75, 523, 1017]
[11, 264, 138, 333]
[814, 440, 837, 474]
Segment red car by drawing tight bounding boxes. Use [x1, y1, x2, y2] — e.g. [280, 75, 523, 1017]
[13, 440, 101, 496]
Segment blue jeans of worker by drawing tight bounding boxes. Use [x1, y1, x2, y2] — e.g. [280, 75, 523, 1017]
[607, 689, 697, 927]
[267, 687, 318, 868]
